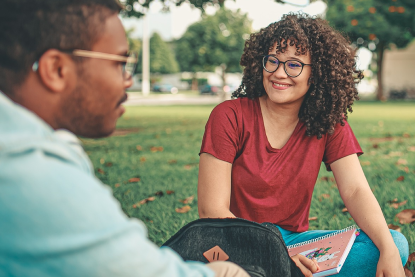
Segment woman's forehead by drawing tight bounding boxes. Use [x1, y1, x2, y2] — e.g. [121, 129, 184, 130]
[268, 41, 310, 59]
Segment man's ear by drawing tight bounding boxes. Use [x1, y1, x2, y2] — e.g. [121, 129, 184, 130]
[36, 49, 76, 93]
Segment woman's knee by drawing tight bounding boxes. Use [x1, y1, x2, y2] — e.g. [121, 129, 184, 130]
[390, 229, 409, 265]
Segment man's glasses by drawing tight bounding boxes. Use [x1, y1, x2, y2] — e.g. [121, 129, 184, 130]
[32, 49, 138, 80]
[262, 55, 311, 78]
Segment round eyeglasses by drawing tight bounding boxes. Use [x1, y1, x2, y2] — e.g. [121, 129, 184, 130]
[262, 55, 311, 78]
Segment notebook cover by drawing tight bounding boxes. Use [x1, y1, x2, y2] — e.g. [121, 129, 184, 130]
[287, 226, 358, 277]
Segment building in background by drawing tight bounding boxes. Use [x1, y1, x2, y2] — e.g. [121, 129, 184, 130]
[383, 41, 415, 99]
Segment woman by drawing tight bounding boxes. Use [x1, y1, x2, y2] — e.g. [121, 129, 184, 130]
[197, 13, 409, 277]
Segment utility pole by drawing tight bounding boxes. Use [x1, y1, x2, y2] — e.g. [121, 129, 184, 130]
[142, 12, 150, 96]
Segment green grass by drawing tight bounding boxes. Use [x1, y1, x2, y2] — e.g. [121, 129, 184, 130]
[82, 101, 415, 271]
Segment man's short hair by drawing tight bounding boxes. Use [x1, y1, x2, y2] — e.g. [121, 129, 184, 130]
[0, 0, 123, 95]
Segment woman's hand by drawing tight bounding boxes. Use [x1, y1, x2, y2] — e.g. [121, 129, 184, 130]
[376, 249, 406, 277]
[291, 254, 320, 277]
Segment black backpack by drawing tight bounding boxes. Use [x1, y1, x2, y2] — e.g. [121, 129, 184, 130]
[162, 218, 305, 277]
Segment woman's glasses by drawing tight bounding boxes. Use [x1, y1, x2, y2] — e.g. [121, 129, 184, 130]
[262, 55, 311, 78]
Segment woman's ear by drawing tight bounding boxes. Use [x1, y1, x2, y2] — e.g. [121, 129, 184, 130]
[36, 49, 76, 93]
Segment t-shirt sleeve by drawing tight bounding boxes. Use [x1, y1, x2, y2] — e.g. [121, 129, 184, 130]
[323, 120, 363, 171]
[200, 100, 240, 164]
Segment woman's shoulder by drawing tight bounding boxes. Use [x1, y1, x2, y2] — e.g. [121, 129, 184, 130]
[212, 97, 257, 115]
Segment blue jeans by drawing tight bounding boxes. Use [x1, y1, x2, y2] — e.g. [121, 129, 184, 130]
[276, 226, 409, 277]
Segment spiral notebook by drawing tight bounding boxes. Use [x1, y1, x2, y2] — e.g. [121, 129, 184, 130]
[287, 226, 359, 277]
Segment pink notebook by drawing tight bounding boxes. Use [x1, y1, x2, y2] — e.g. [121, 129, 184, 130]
[287, 226, 358, 277]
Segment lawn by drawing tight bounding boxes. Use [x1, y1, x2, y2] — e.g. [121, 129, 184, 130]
[82, 101, 415, 271]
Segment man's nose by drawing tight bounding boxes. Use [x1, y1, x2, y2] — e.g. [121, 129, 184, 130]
[124, 75, 133, 89]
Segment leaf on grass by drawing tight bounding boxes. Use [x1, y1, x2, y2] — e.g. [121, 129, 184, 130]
[132, 204, 137, 208]
[176, 205, 191, 213]
[308, 216, 318, 221]
[184, 165, 192, 170]
[105, 162, 113, 167]
[319, 194, 330, 201]
[387, 224, 401, 232]
[372, 144, 379, 149]
[360, 161, 371, 166]
[404, 267, 413, 277]
[389, 151, 404, 157]
[180, 195, 194, 204]
[320, 176, 329, 182]
[129, 177, 141, 183]
[138, 196, 156, 206]
[342, 207, 348, 213]
[140, 157, 146, 162]
[136, 145, 143, 151]
[408, 146, 415, 152]
[97, 168, 105, 174]
[408, 252, 415, 263]
[166, 190, 175, 195]
[402, 167, 410, 173]
[390, 200, 407, 209]
[155, 191, 164, 196]
[114, 183, 120, 188]
[168, 159, 177, 164]
[396, 159, 408, 166]
[100, 158, 105, 164]
[150, 146, 164, 153]
[396, 176, 405, 181]
[395, 209, 415, 224]
[403, 133, 411, 138]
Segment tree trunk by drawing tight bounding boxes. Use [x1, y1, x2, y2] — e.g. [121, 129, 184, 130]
[191, 72, 198, 91]
[376, 43, 385, 101]
[220, 63, 227, 102]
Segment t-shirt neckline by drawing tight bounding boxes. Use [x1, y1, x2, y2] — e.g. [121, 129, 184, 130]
[255, 97, 301, 153]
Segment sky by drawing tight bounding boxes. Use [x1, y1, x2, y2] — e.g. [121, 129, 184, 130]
[121, 0, 372, 70]
[122, 0, 327, 40]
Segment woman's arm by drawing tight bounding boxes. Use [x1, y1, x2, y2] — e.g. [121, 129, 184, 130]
[331, 154, 405, 277]
[198, 153, 236, 218]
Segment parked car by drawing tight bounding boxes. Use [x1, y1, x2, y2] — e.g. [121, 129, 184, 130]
[200, 84, 220, 95]
[153, 84, 178, 94]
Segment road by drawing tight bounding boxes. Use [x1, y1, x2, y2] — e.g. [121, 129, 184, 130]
[124, 92, 226, 106]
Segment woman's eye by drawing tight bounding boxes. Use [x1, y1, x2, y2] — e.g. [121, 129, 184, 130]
[288, 62, 301, 68]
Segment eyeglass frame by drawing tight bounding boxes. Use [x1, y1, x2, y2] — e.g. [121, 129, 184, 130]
[262, 54, 312, 78]
[32, 49, 138, 80]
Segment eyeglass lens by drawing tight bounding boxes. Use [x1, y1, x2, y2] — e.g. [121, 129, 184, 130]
[123, 52, 138, 80]
[263, 55, 303, 77]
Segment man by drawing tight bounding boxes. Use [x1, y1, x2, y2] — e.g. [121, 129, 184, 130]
[0, 1, 248, 276]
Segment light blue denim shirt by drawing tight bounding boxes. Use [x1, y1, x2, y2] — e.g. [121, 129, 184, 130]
[0, 92, 214, 277]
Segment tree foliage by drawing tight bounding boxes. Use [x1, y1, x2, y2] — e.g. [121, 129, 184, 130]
[325, 0, 415, 99]
[131, 32, 179, 74]
[120, 0, 292, 18]
[174, 8, 251, 87]
[149, 32, 179, 74]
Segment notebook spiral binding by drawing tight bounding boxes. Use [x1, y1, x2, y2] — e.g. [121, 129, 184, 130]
[286, 225, 358, 250]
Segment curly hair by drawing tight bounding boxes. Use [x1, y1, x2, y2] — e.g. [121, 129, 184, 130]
[232, 13, 363, 139]
[0, 0, 122, 96]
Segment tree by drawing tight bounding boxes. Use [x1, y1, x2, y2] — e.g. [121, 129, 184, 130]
[132, 32, 179, 75]
[120, 0, 305, 18]
[174, 8, 252, 94]
[325, 0, 415, 100]
[149, 32, 179, 74]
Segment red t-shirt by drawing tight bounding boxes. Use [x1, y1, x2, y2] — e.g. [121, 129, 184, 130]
[200, 97, 363, 232]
